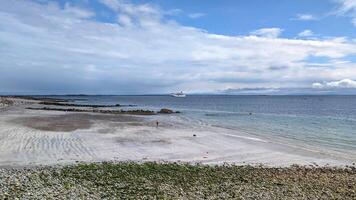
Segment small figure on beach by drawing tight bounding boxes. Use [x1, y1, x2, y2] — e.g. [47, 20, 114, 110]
[156, 121, 159, 127]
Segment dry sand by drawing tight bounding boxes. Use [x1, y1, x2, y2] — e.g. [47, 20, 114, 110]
[0, 98, 354, 167]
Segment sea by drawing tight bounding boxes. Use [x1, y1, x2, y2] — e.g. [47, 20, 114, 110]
[48, 95, 356, 161]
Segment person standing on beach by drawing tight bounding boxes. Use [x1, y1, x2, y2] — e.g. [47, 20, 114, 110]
[156, 121, 159, 127]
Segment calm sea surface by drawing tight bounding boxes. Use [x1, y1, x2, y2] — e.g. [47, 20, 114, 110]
[48, 95, 356, 159]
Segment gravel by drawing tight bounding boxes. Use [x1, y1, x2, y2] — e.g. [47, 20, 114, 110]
[0, 162, 355, 199]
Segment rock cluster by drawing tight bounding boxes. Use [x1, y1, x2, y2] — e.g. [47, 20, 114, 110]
[158, 108, 180, 114]
[39, 102, 123, 108]
[27, 107, 156, 115]
[27, 106, 181, 116]
[0, 97, 14, 108]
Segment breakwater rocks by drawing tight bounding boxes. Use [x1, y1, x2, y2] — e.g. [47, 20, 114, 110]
[39, 101, 137, 108]
[26, 107, 181, 115]
[158, 108, 181, 114]
[27, 107, 156, 115]
[38, 102, 127, 108]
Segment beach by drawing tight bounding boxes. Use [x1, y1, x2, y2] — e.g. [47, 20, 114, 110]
[0, 96, 356, 199]
[0, 96, 354, 167]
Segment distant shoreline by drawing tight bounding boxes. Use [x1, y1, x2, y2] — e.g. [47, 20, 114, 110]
[2, 94, 356, 97]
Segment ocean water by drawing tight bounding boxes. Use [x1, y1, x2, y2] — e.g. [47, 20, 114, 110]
[49, 95, 356, 160]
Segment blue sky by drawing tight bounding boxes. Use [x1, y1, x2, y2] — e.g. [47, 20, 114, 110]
[36, 0, 356, 37]
[1, 0, 356, 94]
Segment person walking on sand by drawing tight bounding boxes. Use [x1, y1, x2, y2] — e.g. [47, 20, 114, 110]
[156, 121, 159, 128]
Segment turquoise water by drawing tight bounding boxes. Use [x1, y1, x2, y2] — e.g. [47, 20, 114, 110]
[49, 95, 356, 159]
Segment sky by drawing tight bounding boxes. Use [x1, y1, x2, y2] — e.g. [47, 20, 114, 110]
[1, 0, 356, 94]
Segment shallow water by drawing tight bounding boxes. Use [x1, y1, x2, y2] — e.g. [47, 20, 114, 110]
[46, 95, 356, 161]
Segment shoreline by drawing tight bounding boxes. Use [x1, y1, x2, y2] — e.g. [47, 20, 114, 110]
[0, 96, 355, 168]
[0, 96, 355, 198]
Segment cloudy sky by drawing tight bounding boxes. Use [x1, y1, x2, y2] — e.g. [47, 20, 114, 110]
[1, 0, 356, 94]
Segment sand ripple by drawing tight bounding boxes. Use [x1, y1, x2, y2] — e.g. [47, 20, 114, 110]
[0, 108, 354, 167]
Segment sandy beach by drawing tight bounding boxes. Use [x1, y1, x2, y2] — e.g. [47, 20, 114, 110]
[1, 98, 355, 199]
[0, 97, 354, 167]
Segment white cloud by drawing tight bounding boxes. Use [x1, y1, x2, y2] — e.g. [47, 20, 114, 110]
[118, 14, 133, 27]
[63, 3, 95, 19]
[188, 13, 206, 19]
[312, 79, 356, 88]
[0, 0, 356, 94]
[100, 0, 160, 17]
[312, 83, 324, 88]
[250, 28, 283, 38]
[298, 30, 314, 37]
[294, 14, 317, 21]
[336, 0, 356, 26]
[337, 0, 356, 13]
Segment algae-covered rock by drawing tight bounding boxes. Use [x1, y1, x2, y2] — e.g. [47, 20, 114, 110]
[158, 108, 174, 114]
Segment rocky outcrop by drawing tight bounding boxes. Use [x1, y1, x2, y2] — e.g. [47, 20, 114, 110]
[158, 108, 174, 114]
[39, 102, 123, 108]
[157, 108, 181, 114]
[0, 97, 14, 108]
[26, 107, 156, 115]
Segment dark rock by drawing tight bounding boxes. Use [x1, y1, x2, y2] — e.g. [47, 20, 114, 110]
[158, 108, 174, 114]
[26, 107, 156, 115]
[39, 102, 121, 108]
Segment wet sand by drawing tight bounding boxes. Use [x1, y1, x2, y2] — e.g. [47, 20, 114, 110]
[11, 113, 142, 132]
[0, 98, 355, 167]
